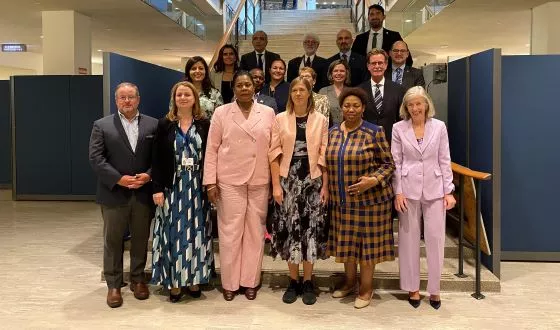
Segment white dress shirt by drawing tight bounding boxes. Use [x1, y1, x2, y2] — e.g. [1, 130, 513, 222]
[299, 54, 316, 69]
[370, 77, 385, 98]
[367, 29, 384, 53]
[255, 50, 266, 70]
[118, 110, 139, 152]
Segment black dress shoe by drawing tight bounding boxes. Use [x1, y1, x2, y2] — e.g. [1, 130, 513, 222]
[408, 298, 421, 308]
[169, 290, 183, 303]
[429, 299, 441, 310]
[187, 287, 201, 298]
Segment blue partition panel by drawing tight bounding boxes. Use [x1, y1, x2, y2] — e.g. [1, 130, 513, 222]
[447, 58, 468, 166]
[69, 76, 103, 195]
[501, 55, 560, 254]
[107, 53, 183, 119]
[0, 80, 10, 186]
[468, 49, 499, 271]
[13, 76, 72, 195]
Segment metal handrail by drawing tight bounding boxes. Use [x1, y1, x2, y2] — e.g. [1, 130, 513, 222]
[451, 162, 492, 300]
[209, 0, 262, 68]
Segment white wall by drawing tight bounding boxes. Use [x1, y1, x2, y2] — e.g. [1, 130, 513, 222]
[0, 66, 36, 80]
[0, 52, 43, 74]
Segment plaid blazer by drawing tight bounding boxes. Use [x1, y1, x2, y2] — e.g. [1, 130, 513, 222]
[326, 120, 395, 208]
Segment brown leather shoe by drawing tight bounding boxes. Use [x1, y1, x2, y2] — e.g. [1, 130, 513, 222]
[130, 282, 150, 300]
[245, 287, 258, 300]
[107, 288, 123, 308]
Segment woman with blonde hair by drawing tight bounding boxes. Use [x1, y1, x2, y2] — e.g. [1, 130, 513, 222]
[269, 77, 329, 305]
[391, 86, 455, 309]
[150, 81, 213, 302]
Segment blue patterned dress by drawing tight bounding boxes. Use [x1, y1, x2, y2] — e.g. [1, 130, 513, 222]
[151, 124, 213, 288]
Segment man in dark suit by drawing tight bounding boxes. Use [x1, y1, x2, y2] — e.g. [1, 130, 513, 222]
[352, 4, 413, 67]
[287, 33, 329, 92]
[89, 82, 158, 308]
[327, 29, 368, 87]
[240, 30, 281, 83]
[386, 40, 425, 91]
[250, 68, 278, 112]
[359, 49, 405, 143]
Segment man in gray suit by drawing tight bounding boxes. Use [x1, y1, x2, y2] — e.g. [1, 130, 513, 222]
[89, 82, 158, 308]
[385, 40, 425, 91]
[250, 68, 278, 112]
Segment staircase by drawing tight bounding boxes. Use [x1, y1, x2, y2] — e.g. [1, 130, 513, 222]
[238, 9, 355, 61]
[112, 221, 500, 293]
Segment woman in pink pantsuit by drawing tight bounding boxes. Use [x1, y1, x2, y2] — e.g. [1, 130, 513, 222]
[203, 71, 276, 301]
[391, 86, 456, 310]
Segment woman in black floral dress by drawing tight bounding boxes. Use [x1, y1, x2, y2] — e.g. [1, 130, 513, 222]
[268, 77, 329, 305]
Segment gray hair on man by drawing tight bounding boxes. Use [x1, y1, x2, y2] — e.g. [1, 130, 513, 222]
[303, 32, 320, 44]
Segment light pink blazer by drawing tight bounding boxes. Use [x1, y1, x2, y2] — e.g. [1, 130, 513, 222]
[268, 111, 328, 179]
[203, 102, 276, 186]
[391, 118, 454, 201]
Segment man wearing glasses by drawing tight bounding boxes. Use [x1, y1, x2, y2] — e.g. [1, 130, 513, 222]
[386, 41, 425, 91]
[89, 82, 158, 308]
[287, 33, 329, 91]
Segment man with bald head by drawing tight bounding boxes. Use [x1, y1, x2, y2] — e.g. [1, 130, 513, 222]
[327, 29, 368, 87]
[240, 30, 281, 83]
[385, 40, 425, 91]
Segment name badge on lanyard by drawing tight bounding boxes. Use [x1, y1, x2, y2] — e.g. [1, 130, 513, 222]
[182, 156, 194, 167]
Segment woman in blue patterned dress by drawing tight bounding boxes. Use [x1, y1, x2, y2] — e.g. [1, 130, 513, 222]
[151, 81, 213, 302]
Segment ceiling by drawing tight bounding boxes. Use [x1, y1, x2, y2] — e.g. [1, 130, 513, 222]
[393, 0, 557, 61]
[0, 0, 220, 71]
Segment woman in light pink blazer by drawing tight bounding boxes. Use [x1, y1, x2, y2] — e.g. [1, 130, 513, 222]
[268, 77, 329, 305]
[391, 86, 456, 310]
[203, 71, 276, 301]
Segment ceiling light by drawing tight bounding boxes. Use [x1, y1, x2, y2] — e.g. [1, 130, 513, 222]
[196, 23, 203, 26]
[331, 2, 335, 4]
[440, 45, 449, 49]
[40, 35, 44, 39]
[404, 19, 413, 23]
[97, 49, 102, 52]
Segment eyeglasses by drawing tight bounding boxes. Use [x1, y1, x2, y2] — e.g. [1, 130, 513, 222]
[391, 49, 409, 54]
[118, 96, 137, 101]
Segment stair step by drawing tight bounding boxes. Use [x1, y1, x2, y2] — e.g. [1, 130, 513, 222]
[102, 252, 500, 293]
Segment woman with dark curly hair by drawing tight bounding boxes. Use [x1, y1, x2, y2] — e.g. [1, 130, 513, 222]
[184, 56, 223, 118]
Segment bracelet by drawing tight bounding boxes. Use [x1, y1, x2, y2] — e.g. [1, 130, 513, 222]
[207, 185, 217, 191]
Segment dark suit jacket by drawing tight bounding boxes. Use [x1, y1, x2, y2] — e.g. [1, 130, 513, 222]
[287, 55, 329, 92]
[151, 117, 211, 194]
[256, 93, 278, 113]
[385, 65, 425, 91]
[358, 79, 406, 143]
[89, 113, 158, 207]
[352, 28, 413, 67]
[327, 52, 368, 87]
[261, 81, 290, 112]
[240, 50, 281, 83]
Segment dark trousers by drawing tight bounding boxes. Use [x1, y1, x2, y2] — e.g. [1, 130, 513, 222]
[101, 195, 154, 289]
[282, 0, 297, 9]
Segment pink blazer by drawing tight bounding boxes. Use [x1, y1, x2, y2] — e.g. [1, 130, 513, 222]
[391, 118, 454, 201]
[268, 111, 328, 180]
[203, 102, 276, 186]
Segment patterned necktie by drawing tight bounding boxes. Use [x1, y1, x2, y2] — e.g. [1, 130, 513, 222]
[305, 56, 311, 67]
[374, 83, 383, 114]
[372, 32, 379, 50]
[257, 53, 263, 70]
[341, 54, 348, 64]
[395, 67, 403, 85]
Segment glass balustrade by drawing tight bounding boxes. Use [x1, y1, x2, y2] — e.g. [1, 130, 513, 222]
[142, 0, 206, 39]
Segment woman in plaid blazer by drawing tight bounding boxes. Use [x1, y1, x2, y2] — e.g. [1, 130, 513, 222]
[326, 87, 396, 309]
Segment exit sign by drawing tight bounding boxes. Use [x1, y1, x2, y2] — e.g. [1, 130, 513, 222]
[1, 44, 27, 52]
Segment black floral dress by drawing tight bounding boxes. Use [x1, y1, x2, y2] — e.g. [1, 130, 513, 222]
[270, 116, 328, 263]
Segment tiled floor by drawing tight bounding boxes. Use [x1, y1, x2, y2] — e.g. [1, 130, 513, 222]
[1, 199, 559, 329]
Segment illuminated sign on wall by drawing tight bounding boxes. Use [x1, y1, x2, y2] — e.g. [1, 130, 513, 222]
[1, 44, 27, 52]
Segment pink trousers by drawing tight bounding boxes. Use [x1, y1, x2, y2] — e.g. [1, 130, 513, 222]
[398, 197, 446, 295]
[217, 183, 269, 291]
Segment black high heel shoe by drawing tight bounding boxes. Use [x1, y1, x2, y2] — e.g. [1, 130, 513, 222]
[187, 287, 201, 298]
[408, 297, 421, 308]
[429, 299, 441, 310]
[169, 289, 183, 303]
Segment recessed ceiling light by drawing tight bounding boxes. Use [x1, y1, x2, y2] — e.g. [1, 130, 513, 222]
[97, 49, 102, 52]
[40, 35, 44, 39]
[404, 19, 413, 23]
[331, 2, 335, 4]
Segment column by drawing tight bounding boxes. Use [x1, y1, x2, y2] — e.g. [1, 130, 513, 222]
[42, 11, 91, 75]
[531, 2, 560, 55]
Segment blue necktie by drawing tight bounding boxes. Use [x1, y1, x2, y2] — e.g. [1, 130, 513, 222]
[395, 68, 403, 85]
[374, 83, 383, 114]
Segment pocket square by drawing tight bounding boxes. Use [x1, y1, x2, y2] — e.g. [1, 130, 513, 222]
[145, 135, 155, 139]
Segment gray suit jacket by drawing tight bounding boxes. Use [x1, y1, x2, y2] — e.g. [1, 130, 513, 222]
[385, 66, 425, 91]
[256, 94, 278, 113]
[89, 113, 158, 207]
[318, 85, 343, 125]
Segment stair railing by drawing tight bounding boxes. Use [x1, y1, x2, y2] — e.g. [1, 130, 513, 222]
[210, 0, 262, 68]
[450, 162, 492, 300]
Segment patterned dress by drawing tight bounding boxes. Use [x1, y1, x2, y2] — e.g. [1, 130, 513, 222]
[151, 124, 213, 288]
[199, 88, 223, 119]
[270, 116, 328, 263]
[326, 121, 396, 265]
